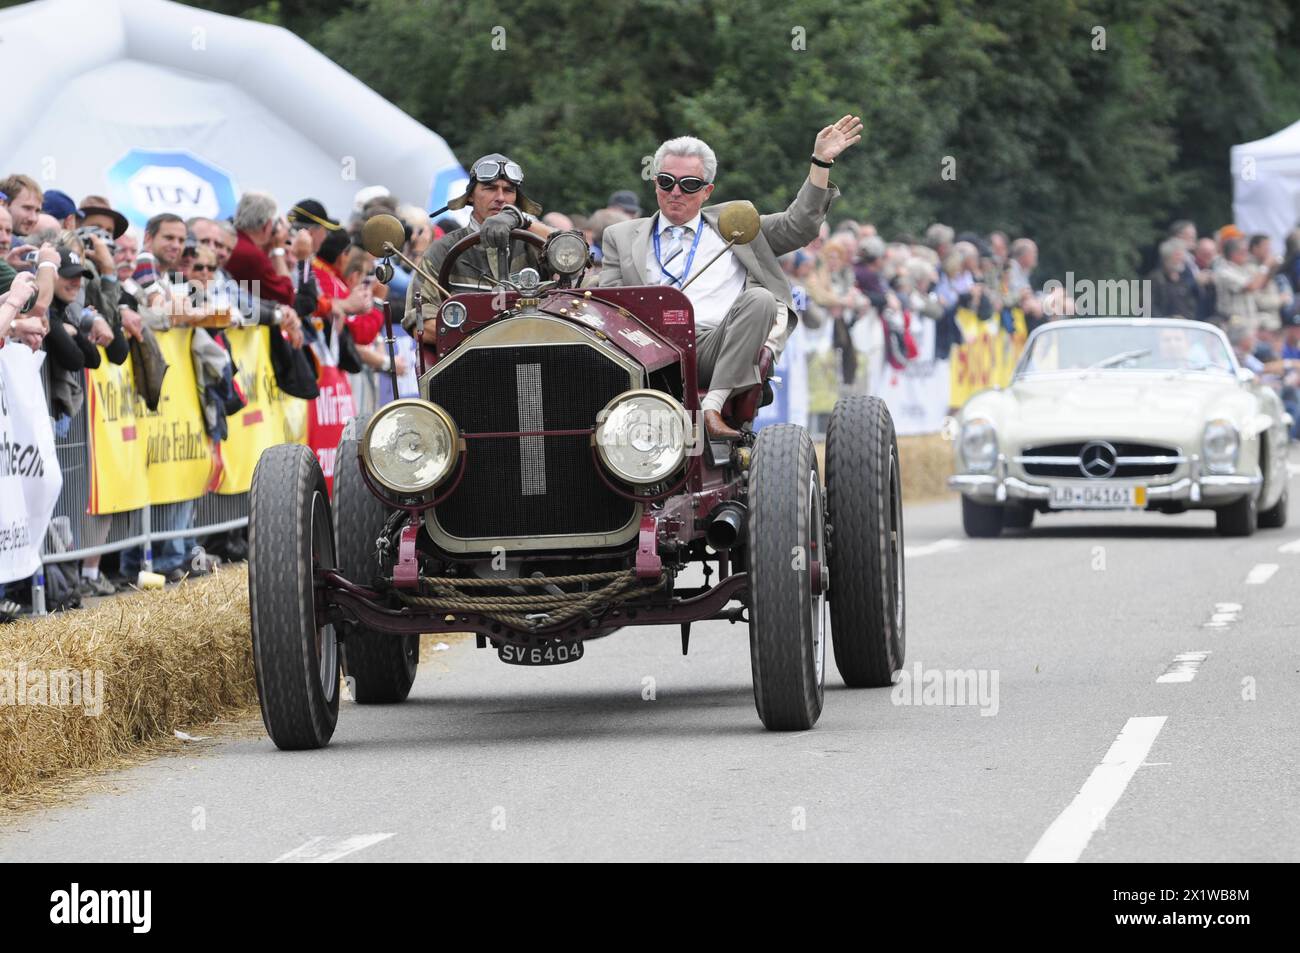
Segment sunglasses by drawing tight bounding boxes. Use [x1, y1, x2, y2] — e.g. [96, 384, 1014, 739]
[189, 264, 215, 274]
[655, 173, 709, 194]
[472, 158, 524, 185]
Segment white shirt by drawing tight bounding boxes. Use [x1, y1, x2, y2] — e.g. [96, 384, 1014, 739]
[645, 212, 746, 333]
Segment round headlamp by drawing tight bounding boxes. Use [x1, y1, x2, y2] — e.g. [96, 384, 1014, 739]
[1202, 418, 1239, 474]
[361, 399, 459, 494]
[441, 300, 467, 329]
[544, 230, 590, 276]
[961, 418, 998, 473]
[595, 390, 691, 486]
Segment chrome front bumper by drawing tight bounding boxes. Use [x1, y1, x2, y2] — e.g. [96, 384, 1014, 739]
[948, 453, 1260, 506]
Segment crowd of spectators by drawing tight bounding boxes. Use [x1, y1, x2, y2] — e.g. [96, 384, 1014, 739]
[1145, 219, 1300, 438]
[0, 172, 442, 620]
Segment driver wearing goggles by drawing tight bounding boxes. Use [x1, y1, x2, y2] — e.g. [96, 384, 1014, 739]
[404, 152, 555, 340]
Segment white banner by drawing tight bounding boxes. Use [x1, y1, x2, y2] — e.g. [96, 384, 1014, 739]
[872, 318, 952, 436]
[0, 345, 63, 583]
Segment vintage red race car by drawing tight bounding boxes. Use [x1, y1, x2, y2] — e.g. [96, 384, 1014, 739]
[247, 209, 905, 749]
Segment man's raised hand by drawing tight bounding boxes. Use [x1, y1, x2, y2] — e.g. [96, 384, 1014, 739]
[813, 115, 864, 163]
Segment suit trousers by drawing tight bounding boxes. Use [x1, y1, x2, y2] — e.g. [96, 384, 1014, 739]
[695, 287, 777, 393]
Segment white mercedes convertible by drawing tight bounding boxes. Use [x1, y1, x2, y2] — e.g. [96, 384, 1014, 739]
[949, 318, 1291, 537]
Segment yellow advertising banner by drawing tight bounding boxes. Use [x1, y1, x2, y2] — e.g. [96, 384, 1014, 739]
[948, 307, 1029, 408]
[143, 328, 212, 506]
[217, 327, 308, 495]
[86, 354, 149, 515]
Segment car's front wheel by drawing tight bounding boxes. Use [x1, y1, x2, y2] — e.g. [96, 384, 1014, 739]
[1004, 503, 1035, 530]
[1258, 484, 1288, 529]
[746, 424, 825, 731]
[249, 445, 340, 750]
[1215, 493, 1257, 536]
[961, 495, 1004, 538]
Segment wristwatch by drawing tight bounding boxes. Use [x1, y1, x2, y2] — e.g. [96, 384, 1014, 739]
[270, 248, 286, 258]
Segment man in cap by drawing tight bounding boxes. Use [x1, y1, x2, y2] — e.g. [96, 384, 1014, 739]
[43, 189, 83, 231]
[290, 198, 378, 340]
[404, 153, 556, 340]
[607, 190, 642, 219]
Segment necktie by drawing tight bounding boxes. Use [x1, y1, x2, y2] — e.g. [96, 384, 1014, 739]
[660, 224, 690, 285]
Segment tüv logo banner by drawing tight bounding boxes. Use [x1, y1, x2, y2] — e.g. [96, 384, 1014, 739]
[107, 149, 238, 229]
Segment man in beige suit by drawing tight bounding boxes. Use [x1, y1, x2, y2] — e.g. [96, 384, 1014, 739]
[599, 116, 861, 437]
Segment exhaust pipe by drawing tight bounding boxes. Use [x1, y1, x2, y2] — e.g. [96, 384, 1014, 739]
[706, 501, 747, 550]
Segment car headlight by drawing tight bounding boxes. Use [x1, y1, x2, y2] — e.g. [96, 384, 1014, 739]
[1202, 419, 1239, 474]
[544, 230, 589, 276]
[361, 399, 459, 494]
[595, 390, 691, 485]
[960, 418, 998, 472]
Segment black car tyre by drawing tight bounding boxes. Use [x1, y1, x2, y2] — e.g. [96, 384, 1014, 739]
[250, 445, 340, 750]
[747, 424, 825, 731]
[825, 395, 905, 688]
[334, 415, 419, 704]
[1215, 493, 1257, 537]
[1257, 484, 1288, 529]
[1004, 503, 1035, 530]
[961, 495, 1004, 538]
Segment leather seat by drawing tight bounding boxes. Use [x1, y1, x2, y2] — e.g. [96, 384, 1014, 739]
[721, 346, 775, 428]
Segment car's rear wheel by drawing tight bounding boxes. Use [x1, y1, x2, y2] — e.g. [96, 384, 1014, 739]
[334, 415, 419, 704]
[1258, 484, 1288, 529]
[961, 495, 1004, 537]
[1004, 503, 1035, 530]
[824, 395, 905, 687]
[746, 424, 825, 730]
[250, 445, 340, 750]
[1215, 493, 1257, 536]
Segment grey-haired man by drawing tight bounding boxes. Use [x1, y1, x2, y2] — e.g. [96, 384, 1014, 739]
[599, 116, 860, 437]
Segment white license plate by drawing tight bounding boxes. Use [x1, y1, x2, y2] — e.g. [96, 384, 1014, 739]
[1048, 484, 1147, 509]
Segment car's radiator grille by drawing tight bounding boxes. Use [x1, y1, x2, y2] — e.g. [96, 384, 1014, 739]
[427, 343, 636, 541]
[1019, 441, 1183, 479]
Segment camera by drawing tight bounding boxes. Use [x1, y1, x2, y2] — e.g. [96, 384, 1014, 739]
[75, 224, 117, 256]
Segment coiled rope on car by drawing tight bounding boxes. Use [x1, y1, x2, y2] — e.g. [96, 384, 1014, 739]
[393, 569, 664, 630]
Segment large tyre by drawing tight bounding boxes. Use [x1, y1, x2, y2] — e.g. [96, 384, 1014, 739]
[1215, 493, 1257, 536]
[824, 395, 905, 688]
[334, 415, 419, 703]
[961, 495, 1004, 538]
[250, 445, 340, 750]
[746, 424, 826, 731]
[1004, 503, 1035, 530]
[1258, 484, 1288, 529]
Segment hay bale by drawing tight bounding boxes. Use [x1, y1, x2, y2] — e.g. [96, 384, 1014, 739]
[0, 566, 256, 801]
[814, 432, 954, 502]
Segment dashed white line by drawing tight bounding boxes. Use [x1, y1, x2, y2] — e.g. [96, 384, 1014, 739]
[1278, 538, 1300, 554]
[1025, 716, 1167, 863]
[904, 538, 963, 559]
[272, 833, 395, 863]
[1245, 563, 1279, 585]
[1156, 651, 1211, 684]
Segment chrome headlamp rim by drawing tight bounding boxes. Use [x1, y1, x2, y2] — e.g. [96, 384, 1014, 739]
[543, 229, 590, 276]
[960, 417, 998, 473]
[594, 388, 692, 486]
[441, 300, 468, 329]
[1202, 417, 1240, 474]
[360, 398, 460, 495]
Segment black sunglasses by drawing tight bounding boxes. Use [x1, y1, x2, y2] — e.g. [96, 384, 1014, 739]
[655, 173, 709, 194]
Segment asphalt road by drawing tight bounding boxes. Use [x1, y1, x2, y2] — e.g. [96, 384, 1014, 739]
[2, 454, 1297, 862]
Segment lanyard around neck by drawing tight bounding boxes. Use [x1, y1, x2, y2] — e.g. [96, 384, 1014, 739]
[652, 215, 704, 287]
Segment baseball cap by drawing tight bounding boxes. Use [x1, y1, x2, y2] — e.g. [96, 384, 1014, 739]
[43, 189, 82, 222]
[57, 247, 93, 279]
[289, 199, 340, 231]
[609, 190, 642, 217]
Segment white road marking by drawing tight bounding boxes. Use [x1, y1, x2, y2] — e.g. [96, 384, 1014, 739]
[1156, 651, 1211, 684]
[1278, 538, 1300, 554]
[1287, 462, 1300, 478]
[904, 538, 962, 559]
[1245, 563, 1279, 585]
[1025, 716, 1167, 863]
[272, 833, 394, 864]
[1215, 602, 1242, 612]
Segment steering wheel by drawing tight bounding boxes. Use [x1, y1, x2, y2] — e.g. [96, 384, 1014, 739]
[437, 227, 551, 294]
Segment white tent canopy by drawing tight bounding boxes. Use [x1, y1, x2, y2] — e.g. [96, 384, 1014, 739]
[0, 0, 467, 230]
[1231, 118, 1300, 251]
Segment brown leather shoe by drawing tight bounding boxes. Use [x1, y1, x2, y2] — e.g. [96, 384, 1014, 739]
[703, 409, 741, 439]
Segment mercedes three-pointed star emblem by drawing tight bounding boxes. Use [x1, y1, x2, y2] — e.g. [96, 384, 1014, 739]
[1079, 440, 1118, 479]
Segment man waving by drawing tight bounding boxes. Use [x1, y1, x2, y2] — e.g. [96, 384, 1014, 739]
[600, 116, 861, 437]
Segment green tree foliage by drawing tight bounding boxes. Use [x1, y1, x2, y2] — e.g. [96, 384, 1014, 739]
[181, 0, 1298, 280]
